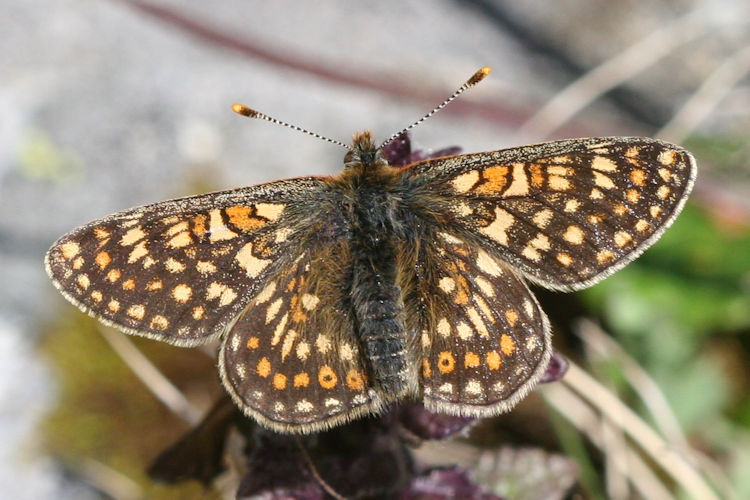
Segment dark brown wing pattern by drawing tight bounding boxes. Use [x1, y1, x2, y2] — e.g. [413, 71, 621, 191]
[45, 178, 328, 346]
[406, 137, 696, 290]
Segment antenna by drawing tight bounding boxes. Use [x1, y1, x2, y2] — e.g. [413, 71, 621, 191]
[232, 103, 351, 150]
[379, 66, 492, 148]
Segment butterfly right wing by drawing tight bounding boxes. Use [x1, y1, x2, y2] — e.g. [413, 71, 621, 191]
[45, 177, 332, 346]
[400, 230, 551, 416]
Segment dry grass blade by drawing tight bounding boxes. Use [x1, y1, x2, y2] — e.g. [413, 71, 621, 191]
[543, 381, 674, 500]
[657, 43, 750, 142]
[513, 9, 710, 141]
[541, 360, 721, 499]
[97, 326, 202, 426]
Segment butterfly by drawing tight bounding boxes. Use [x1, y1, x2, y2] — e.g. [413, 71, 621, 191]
[45, 67, 696, 433]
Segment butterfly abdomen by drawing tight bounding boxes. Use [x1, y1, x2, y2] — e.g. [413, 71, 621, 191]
[347, 177, 411, 397]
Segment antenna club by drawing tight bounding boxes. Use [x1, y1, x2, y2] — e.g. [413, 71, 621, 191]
[232, 103, 257, 117]
[468, 66, 492, 86]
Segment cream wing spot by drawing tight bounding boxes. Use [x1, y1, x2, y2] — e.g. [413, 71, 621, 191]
[60, 242, 80, 260]
[476, 250, 502, 276]
[563, 225, 585, 245]
[452, 170, 479, 193]
[208, 209, 237, 242]
[126, 304, 145, 320]
[438, 277, 456, 294]
[255, 203, 285, 221]
[265, 298, 283, 323]
[503, 163, 529, 196]
[254, 282, 277, 304]
[592, 156, 618, 172]
[172, 284, 192, 303]
[301, 293, 320, 311]
[479, 207, 514, 246]
[120, 227, 146, 246]
[437, 318, 451, 337]
[236, 243, 272, 278]
[532, 209, 553, 228]
[127, 241, 148, 263]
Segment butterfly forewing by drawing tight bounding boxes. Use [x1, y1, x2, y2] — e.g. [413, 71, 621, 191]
[407, 137, 696, 290]
[412, 232, 551, 414]
[45, 178, 328, 346]
[220, 239, 379, 433]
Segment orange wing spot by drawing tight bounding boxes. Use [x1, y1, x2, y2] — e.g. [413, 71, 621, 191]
[292, 308, 308, 323]
[454, 276, 470, 305]
[504, 309, 518, 327]
[474, 165, 509, 195]
[630, 169, 646, 186]
[122, 278, 136, 290]
[95, 251, 111, 270]
[437, 351, 456, 374]
[318, 365, 338, 389]
[529, 164, 544, 188]
[421, 359, 432, 378]
[500, 334, 516, 355]
[346, 370, 365, 391]
[192, 214, 207, 238]
[464, 352, 480, 368]
[486, 351, 502, 370]
[626, 189, 640, 204]
[635, 219, 650, 233]
[273, 373, 287, 390]
[247, 336, 260, 349]
[286, 277, 297, 292]
[226, 205, 266, 231]
[257, 357, 271, 377]
[294, 372, 310, 387]
[108, 299, 120, 313]
[613, 204, 628, 216]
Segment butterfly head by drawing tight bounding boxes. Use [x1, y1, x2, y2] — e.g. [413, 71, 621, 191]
[344, 131, 388, 172]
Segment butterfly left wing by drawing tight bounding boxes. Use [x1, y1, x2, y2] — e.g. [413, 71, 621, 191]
[403, 137, 696, 290]
[219, 239, 380, 434]
[45, 178, 330, 346]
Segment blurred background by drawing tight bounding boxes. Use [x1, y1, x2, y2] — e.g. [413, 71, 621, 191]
[3, 0, 750, 498]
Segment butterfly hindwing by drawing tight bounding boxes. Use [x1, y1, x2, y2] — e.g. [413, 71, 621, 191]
[220, 239, 379, 433]
[410, 232, 551, 415]
[406, 137, 696, 290]
[45, 178, 329, 346]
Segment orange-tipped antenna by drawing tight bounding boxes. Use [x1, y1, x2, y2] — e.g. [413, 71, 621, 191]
[232, 103, 351, 150]
[380, 66, 492, 148]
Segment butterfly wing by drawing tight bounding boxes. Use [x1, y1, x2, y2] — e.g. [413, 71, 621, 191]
[404, 137, 696, 290]
[400, 231, 551, 415]
[219, 238, 380, 434]
[45, 177, 332, 346]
